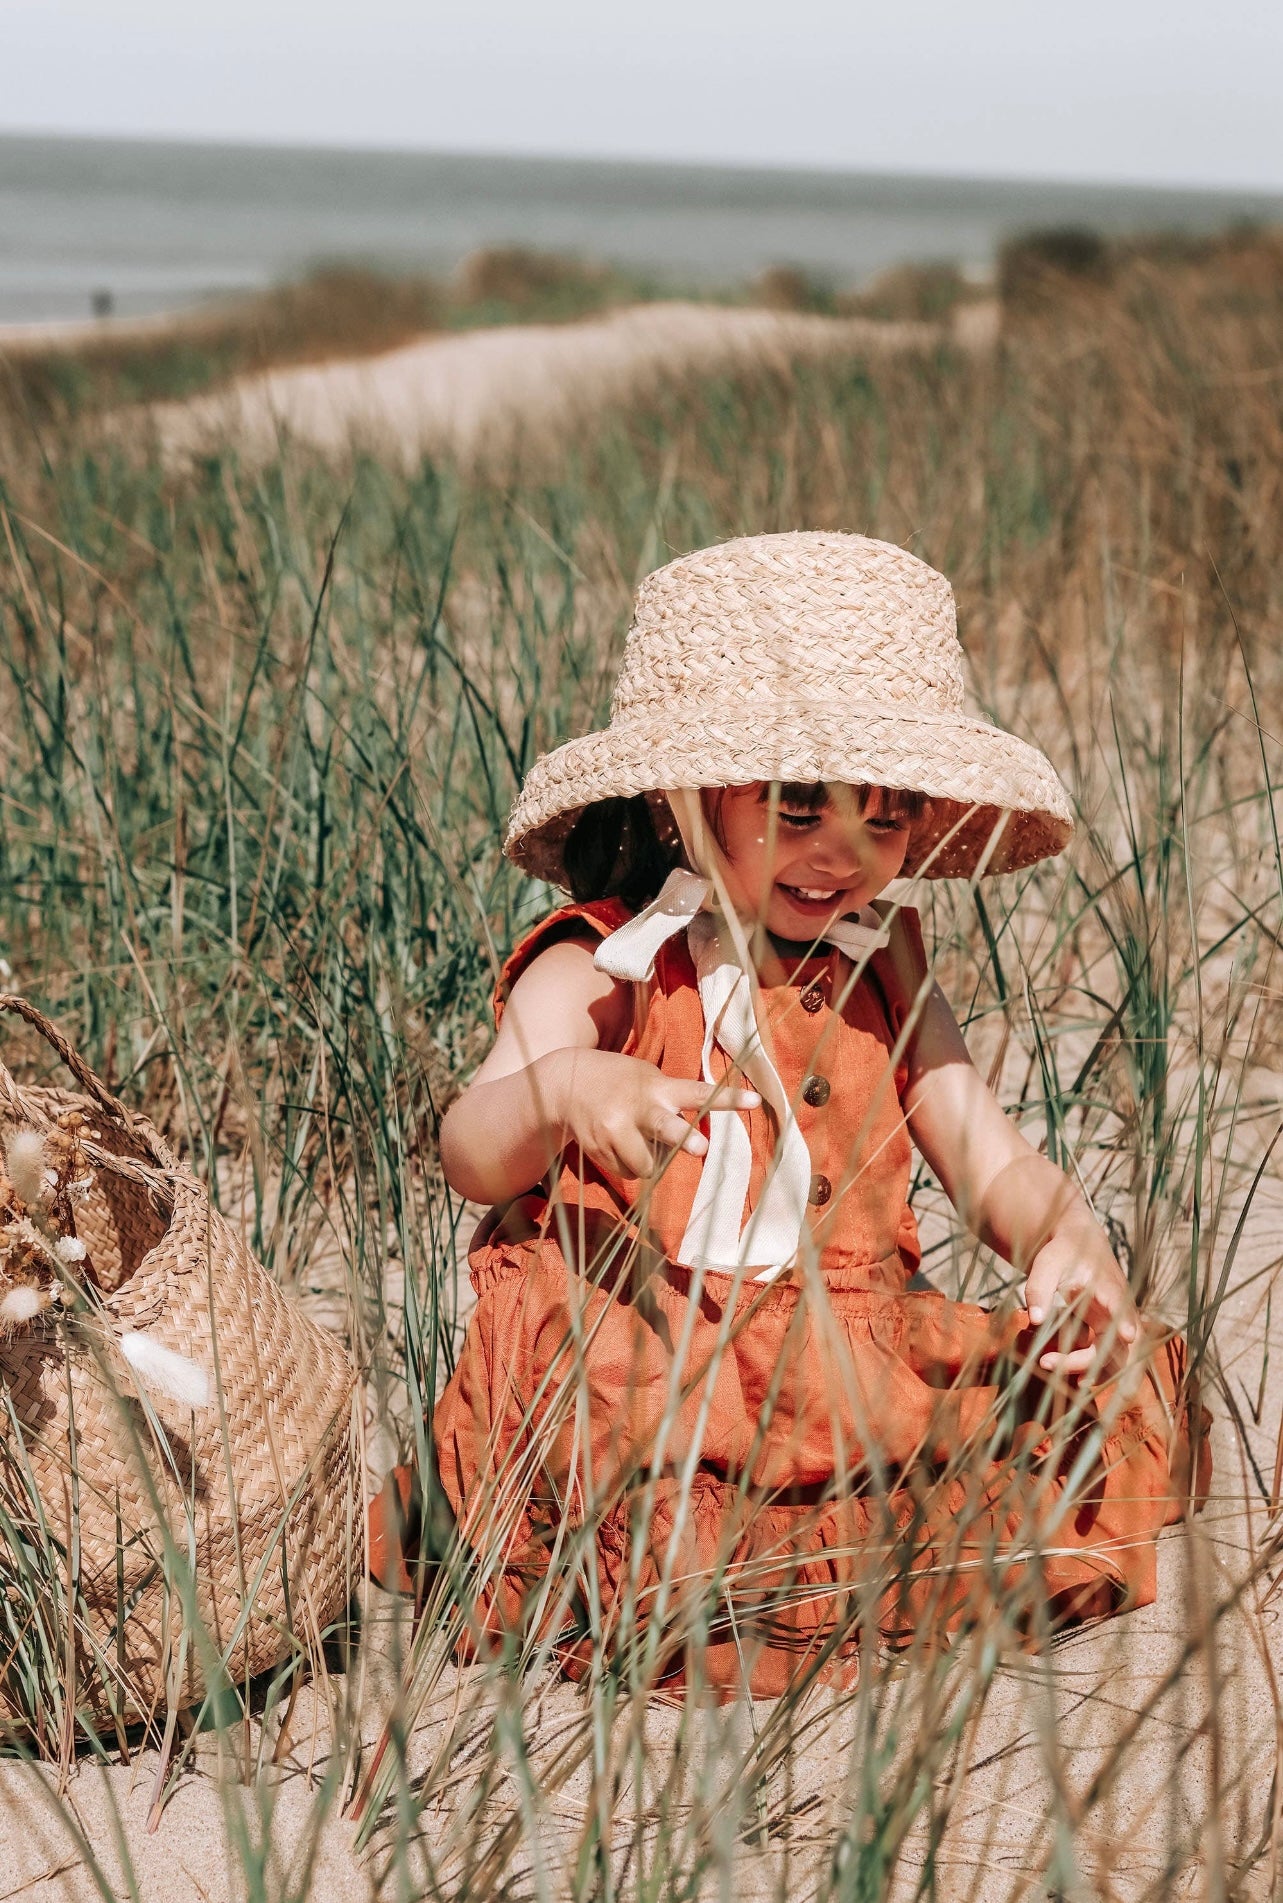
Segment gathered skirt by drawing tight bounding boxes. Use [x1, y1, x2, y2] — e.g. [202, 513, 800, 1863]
[430, 1240, 1210, 1699]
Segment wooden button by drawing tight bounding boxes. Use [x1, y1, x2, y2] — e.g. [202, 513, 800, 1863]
[802, 1074, 831, 1108]
[799, 985, 824, 1014]
[808, 1173, 832, 1206]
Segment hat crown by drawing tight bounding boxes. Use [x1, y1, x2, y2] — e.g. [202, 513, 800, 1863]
[611, 532, 965, 724]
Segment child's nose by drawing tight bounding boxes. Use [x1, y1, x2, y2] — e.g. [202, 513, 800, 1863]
[807, 841, 860, 880]
[801, 819, 870, 882]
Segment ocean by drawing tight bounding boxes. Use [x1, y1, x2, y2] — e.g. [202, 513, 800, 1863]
[2, 133, 1280, 326]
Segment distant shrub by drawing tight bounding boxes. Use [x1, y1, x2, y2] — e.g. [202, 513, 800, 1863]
[839, 261, 971, 323]
[998, 227, 1110, 303]
[751, 265, 834, 313]
[454, 246, 607, 311]
[247, 265, 444, 364]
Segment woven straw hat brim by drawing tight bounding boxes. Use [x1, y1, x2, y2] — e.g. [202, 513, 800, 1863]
[506, 696, 1074, 886]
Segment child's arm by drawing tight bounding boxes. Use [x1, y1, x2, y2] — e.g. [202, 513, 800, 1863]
[438, 937, 758, 1205]
[892, 941, 1139, 1376]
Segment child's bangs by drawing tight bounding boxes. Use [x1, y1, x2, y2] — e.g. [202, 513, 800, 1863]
[757, 781, 928, 822]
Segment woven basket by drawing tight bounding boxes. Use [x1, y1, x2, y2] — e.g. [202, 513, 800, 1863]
[0, 997, 361, 1741]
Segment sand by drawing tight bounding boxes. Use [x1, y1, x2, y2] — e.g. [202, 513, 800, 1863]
[145, 301, 997, 471]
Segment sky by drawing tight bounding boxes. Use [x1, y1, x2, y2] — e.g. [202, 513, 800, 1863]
[4, 0, 1283, 191]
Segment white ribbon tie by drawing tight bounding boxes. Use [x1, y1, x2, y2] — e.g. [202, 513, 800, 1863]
[593, 868, 891, 1281]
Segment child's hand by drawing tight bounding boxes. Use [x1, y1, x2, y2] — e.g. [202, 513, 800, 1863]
[1022, 1217, 1140, 1384]
[544, 1048, 760, 1182]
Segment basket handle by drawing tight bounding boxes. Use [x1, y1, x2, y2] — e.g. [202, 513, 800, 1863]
[0, 994, 138, 1129]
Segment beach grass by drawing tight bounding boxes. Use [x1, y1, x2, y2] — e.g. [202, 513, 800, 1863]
[0, 229, 1279, 1898]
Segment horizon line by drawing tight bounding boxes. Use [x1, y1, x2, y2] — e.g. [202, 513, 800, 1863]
[3, 124, 1283, 204]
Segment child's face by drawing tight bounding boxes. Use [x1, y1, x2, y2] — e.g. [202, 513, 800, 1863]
[712, 783, 913, 938]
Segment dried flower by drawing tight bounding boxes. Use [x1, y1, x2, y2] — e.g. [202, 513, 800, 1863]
[1, 1119, 96, 1331]
[0, 1285, 48, 1326]
[2, 1215, 56, 1274]
[119, 1332, 211, 1411]
[5, 1130, 47, 1207]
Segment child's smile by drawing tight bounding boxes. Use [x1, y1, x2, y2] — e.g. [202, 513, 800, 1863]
[711, 782, 914, 939]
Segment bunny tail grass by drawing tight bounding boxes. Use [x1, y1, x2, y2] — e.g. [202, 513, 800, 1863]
[5, 1127, 47, 1206]
[120, 1332, 212, 1410]
[0, 1285, 47, 1324]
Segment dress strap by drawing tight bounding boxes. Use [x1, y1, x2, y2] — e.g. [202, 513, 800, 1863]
[494, 897, 632, 1027]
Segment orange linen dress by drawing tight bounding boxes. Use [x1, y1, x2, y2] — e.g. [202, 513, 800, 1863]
[430, 900, 1210, 1697]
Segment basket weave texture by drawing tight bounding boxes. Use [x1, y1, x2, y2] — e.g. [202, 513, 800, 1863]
[506, 531, 1076, 885]
[0, 998, 360, 1738]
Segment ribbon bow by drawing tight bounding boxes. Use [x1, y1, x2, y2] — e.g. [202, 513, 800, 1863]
[594, 867, 891, 1281]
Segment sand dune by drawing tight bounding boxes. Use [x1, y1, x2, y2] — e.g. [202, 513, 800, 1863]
[149, 301, 995, 469]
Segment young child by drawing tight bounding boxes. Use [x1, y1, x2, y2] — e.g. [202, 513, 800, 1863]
[374, 532, 1209, 1697]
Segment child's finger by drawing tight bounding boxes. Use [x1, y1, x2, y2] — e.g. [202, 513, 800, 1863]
[652, 1110, 708, 1157]
[614, 1136, 659, 1179]
[694, 1084, 761, 1113]
[1061, 1282, 1139, 1367]
[1038, 1344, 1098, 1375]
[1084, 1283, 1139, 1342]
[1023, 1266, 1066, 1327]
[667, 1078, 761, 1114]
[1041, 1326, 1137, 1381]
[1084, 1309, 1139, 1362]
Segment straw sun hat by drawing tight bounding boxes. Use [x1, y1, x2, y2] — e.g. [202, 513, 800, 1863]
[506, 532, 1074, 886]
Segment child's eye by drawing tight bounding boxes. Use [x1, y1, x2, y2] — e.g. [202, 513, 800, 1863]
[867, 816, 908, 834]
[778, 811, 820, 830]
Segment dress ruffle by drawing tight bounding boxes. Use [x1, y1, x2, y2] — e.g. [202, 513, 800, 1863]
[434, 1239, 1210, 1698]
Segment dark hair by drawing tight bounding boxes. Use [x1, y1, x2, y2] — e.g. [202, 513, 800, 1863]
[562, 781, 928, 909]
[562, 795, 681, 908]
[757, 780, 928, 820]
